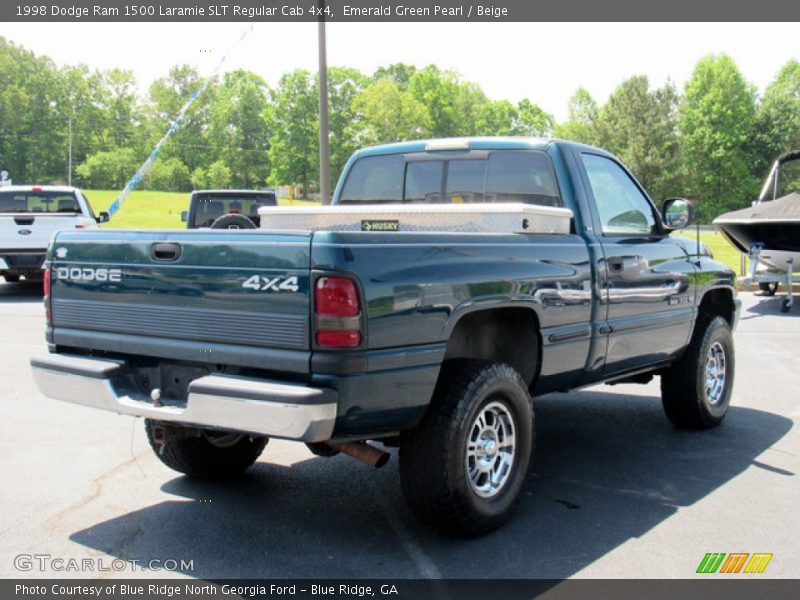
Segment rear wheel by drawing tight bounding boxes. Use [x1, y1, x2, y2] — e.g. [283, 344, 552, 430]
[399, 360, 534, 536]
[145, 420, 267, 479]
[3, 274, 20, 283]
[660, 316, 734, 428]
[758, 281, 779, 296]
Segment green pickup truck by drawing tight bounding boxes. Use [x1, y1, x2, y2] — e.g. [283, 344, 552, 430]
[31, 137, 740, 535]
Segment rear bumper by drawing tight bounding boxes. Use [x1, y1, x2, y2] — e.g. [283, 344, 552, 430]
[30, 353, 337, 442]
[0, 249, 47, 272]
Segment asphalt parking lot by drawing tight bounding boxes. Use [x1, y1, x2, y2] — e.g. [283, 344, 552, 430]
[1, 281, 797, 580]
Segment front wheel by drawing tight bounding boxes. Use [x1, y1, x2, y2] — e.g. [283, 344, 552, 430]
[399, 360, 534, 536]
[145, 420, 268, 479]
[661, 316, 735, 428]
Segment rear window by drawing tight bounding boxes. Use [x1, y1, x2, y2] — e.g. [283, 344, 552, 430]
[0, 191, 80, 213]
[339, 150, 561, 207]
[191, 192, 277, 228]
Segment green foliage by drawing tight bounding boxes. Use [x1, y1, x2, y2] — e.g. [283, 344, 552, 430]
[191, 160, 233, 190]
[372, 63, 417, 90]
[750, 60, 800, 178]
[327, 67, 368, 192]
[266, 69, 319, 191]
[146, 65, 214, 173]
[554, 88, 599, 144]
[209, 70, 271, 188]
[75, 148, 139, 189]
[352, 79, 432, 146]
[679, 54, 758, 220]
[594, 76, 683, 201]
[142, 157, 191, 192]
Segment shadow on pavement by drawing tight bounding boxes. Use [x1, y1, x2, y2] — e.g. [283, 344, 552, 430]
[0, 280, 42, 303]
[741, 293, 800, 319]
[69, 389, 792, 578]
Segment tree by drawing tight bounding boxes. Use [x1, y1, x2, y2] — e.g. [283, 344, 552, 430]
[143, 157, 191, 192]
[750, 60, 800, 178]
[407, 66, 463, 137]
[554, 88, 599, 144]
[327, 67, 368, 191]
[75, 148, 139, 189]
[679, 54, 758, 220]
[209, 70, 271, 188]
[0, 37, 63, 182]
[146, 65, 215, 173]
[266, 69, 318, 192]
[474, 100, 517, 136]
[351, 79, 432, 146]
[372, 63, 417, 90]
[594, 76, 683, 201]
[515, 99, 555, 137]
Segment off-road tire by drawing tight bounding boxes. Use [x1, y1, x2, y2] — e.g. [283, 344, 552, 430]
[661, 316, 735, 429]
[210, 213, 257, 229]
[145, 420, 267, 479]
[399, 360, 534, 536]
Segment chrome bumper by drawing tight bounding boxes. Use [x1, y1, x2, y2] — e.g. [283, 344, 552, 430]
[30, 353, 337, 442]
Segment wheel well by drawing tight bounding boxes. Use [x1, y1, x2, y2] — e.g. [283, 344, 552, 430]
[443, 308, 540, 385]
[697, 288, 734, 326]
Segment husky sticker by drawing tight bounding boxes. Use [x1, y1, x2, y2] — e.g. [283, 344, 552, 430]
[242, 275, 299, 293]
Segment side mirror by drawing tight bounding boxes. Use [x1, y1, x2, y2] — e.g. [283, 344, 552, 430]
[96, 211, 110, 224]
[661, 198, 693, 230]
[181, 211, 188, 222]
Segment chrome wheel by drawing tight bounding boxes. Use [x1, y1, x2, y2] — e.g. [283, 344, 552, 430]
[466, 400, 516, 498]
[705, 342, 727, 406]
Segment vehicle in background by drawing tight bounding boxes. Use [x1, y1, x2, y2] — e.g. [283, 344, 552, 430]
[0, 185, 108, 283]
[714, 150, 800, 312]
[182, 189, 278, 230]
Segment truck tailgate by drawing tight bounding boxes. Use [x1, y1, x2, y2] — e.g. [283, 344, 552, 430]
[48, 230, 312, 363]
[1, 214, 84, 250]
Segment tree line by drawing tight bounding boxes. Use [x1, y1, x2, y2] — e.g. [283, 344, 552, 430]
[1, 36, 798, 220]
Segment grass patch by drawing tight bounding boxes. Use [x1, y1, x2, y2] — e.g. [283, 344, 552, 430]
[675, 230, 746, 275]
[83, 190, 320, 230]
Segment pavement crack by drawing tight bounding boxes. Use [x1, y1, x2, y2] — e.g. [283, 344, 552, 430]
[44, 452, 149, 533]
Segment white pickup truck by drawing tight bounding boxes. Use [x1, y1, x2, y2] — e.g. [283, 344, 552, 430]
[0, 185, 108, 282]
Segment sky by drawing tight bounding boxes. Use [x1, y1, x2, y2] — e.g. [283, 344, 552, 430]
[0, 21, 797, 121]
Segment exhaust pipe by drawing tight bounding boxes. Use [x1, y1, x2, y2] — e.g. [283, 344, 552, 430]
[328, 441, 390, 468]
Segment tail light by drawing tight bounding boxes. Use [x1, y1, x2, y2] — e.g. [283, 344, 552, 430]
[43, 265, 52, 323]
[314, 276, 362, 348]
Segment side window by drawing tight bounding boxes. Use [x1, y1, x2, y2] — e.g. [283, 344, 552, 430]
[582, 154, 656, 235]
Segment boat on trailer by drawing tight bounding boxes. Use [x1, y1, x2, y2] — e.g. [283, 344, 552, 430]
[714, 150, 800, 312]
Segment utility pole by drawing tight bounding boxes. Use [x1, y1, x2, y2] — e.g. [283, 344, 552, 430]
[68, 112, 73, 186]
[318, 0, 331, 205]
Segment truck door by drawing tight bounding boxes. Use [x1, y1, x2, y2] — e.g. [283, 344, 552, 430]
[578, 152, 696, 374]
